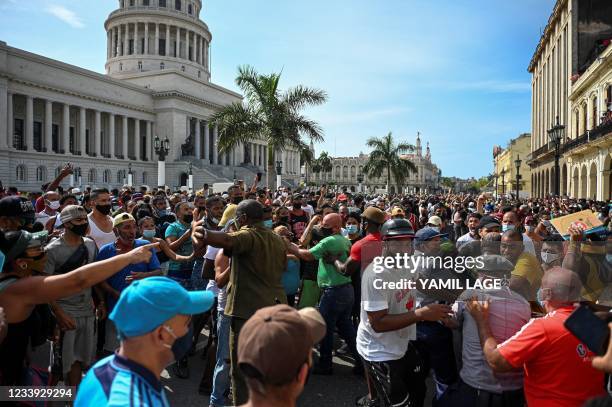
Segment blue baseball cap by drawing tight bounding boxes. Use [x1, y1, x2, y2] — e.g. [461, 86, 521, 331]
[110, 277, 214, 338]
[414, 227, 448, 242]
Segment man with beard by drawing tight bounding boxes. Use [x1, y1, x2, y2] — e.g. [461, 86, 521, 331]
[288, 194, 310, 240]
[357, 219, 451, 407]
[96, 213, 162, 354]
[87, 188, 116, 250]
[456, 212, 483, 249]
[44, 205, 101, 386]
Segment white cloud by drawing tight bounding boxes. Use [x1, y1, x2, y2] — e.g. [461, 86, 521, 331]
[46, 5, 84, 29]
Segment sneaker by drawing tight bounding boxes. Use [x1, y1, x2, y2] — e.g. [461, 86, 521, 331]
[173, 358, 190, 379]
[335, 342, 350, 356]
[355, 395, 379, 407]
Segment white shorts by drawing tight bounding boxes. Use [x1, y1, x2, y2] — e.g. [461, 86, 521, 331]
[61, 315, 96, 374]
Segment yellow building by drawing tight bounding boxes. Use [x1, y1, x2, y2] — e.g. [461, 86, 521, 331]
[527, 0, 612, 200]
[493, 133, 532, 198]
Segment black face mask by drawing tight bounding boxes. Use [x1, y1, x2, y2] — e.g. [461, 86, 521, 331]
[165, 325, 193, 362]
[321, 227, 333, 237]
[183, 214, 194, 224]
[96, 204, 112, 215]
[279, 216, 289, 222]
[231, 196, 243, 205]
[69, 222, 89, 237]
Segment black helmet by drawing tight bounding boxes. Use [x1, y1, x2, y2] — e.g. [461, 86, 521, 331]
[380, 219, 414, 240]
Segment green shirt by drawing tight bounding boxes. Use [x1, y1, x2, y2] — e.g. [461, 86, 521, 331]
[224, 223, 288, 319]
[309, 234, 352, 288]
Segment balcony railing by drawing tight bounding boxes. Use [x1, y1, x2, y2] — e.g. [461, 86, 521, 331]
[563, 118, 612, 154]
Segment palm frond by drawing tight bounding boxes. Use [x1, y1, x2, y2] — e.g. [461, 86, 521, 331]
[283, 86, 328, 111]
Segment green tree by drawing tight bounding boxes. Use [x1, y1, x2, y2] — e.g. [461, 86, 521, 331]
[363, 132, 416, 193]
[440, 176, 455, 190]
[212, 65, 328, 187]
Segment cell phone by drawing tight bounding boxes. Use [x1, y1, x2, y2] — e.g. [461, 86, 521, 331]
[256, 172, 262, 182]
[564, 304, 609, 356]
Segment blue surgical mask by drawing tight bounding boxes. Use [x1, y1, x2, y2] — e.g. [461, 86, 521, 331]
[142, 229, 156, 239]
[263, 219, 273, 229]
[501, 224, 515, 232]
[346, 224, 359, 234]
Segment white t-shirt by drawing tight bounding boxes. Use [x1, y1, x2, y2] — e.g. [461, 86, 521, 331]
[522, 234, 536, 257]
[301, 204, 314, 217]
[456, 232, 477, 248]
[357, 262, 417, 362]
[205, 245, 227, 312]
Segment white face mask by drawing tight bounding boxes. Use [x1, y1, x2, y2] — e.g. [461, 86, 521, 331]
[541, 251, 560, 265]
[525, 225, 534, 233]
[48, 200, 60, 210]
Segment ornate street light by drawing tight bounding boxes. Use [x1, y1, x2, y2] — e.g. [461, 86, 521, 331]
[188, 161, 193, 193]
[547, 115, 565, 196]
[127, 162, 133, 187]
[514, 155, 522, 200]
[500, 169, 506, 196]
[275, 160, 283, 191]
[154, 135, 170, 188]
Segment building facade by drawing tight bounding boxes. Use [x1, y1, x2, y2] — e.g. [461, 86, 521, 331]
[311, 133, 440, 194]
[493, 133, 532, 198]
[527, 0, 612, 200]
[0, 0, 302, 191]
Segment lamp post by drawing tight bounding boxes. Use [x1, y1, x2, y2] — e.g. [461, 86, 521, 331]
[127, 163, 133, 187]
[494, 172, 498, 199]
[357, 173, 364, 193]
[275, 160, 282, 191]
[514, 155, 522, 200]
[154, 135, 170, 188]
[547, 115, 565, 196]
[233, 169, 237, 184]
[500, 169, 506, 197]
[188, 161, 193, 193]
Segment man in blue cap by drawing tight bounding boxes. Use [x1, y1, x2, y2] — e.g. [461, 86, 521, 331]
[75, 277, 214, 407]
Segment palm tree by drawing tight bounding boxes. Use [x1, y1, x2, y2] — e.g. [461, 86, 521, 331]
[312, 151, 333, 183]
[363, 132, 416, 194]
[212, 65, 327, 188]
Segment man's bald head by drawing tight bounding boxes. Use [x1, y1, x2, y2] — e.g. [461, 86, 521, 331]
[236, 199, 264, 224]
[322, 213, 342, 234]
[541, 267, 582, 306]
[502, 229, 522, 242]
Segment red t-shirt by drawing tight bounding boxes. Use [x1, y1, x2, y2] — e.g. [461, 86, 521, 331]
[497, 306, 605, 407]
[350, 232, 382, 269]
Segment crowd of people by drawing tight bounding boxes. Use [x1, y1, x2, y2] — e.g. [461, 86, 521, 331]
[0, 166, 611, 407]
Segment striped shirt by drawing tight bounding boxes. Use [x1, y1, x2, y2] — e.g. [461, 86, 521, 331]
[75, 354, 169, 407]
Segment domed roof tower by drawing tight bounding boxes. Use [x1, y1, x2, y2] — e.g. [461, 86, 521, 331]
[104, 0, 211, 82]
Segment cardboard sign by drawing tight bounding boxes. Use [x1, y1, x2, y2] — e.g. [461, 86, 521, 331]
[549, 210, 605, 239]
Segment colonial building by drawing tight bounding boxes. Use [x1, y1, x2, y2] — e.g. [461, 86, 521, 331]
[493, 133, 532, 198]
[0, 0, 302, 191]
[527, 0, 612, 200]
[311, 133, 440, 194]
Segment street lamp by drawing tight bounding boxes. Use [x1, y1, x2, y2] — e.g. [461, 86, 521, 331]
[188, 161, 193, 193]
[357, 173, 364, 193]
[127, 163, 133, 187]
[500, 169, 506, 197]
[547, 115, 565, 196]
[275, 160, 283, 191]
[514, 155, 522, 200]
[233, 169, 237, 184]
[154, 135, 170, 188]
[494, 172, 498, 199]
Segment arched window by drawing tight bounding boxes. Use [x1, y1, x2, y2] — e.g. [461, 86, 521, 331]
[175, 0, 181, 10]
[16, 165, 26, 182]
[103, 169, 111, 184]
[55, 166, 62, 178]
[188, 3, 192, 14]
[36, 166, 46, 182]
[159, 0, 166, 7]
[160, 62, 165, 70]
[138, 61, 143, 71]
[343, 166, 348, 179]
[88, 168, 97, 184]
[119, 62, 123, 71]
[117, 170, 126, 184]
[350, 166, 356, 177]
[142, 171, 148, 185]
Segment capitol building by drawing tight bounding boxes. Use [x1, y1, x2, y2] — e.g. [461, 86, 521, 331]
[311, 133, 440, 194]
[0, 0, 302, 191]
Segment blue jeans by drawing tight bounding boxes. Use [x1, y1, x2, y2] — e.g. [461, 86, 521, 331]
[318, 284, 359, 369]
[210, 310, 231, 407]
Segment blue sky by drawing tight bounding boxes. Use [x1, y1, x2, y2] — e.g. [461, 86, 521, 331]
[0, 0, 556, 178]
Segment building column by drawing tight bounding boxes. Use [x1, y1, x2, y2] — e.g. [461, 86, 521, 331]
[124, 23, 129, 56]
[186, 30, 190, 61]
[145, 121, 152, 161]
[25, 95, 34, 151]
[203, 121, 209, 163]
[122, 115, 128, 160]
[94, 110, 101, 157]
[107, 30, 111, 60]
[134, 119, 141, 160]
[117, 25, 122, 56]
[7, 92, 13, 149]
[155, 23, 159, 55]
[0, 86, 6, 149]
[144, 22, 149, 54]
[135, 22, 140, 54]
[109, 113, 115, 159]
[165, 24, 170, 56]
[114, 27, 118, 57]
[176, 26, 181, 58]
[195, 35, 200, 64]
[213, 124, 219, 164]
[62, 104, 69, 154]
[194, 118, 201, 159]
[79, 107, 86, 155]
[45, 99, 53, 153]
